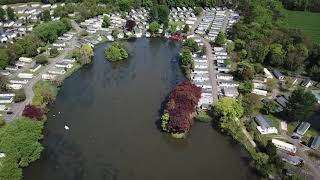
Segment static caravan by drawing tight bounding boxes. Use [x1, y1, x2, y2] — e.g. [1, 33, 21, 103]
[272, 139, 296, 153]
[0, 96, 13, 103]
[18, 73, 34, 79]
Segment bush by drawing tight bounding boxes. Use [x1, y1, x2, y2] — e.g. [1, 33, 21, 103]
[35, 54, 48, 65]
[50, 47, 59, 57]
[194, 7, 203, 16]
[14, 88, 26, 103]
[22, 104, 43, 120]
[195, 111, 212, 122]
[105, 42, 128, 62]
[32, 81, 58, 107]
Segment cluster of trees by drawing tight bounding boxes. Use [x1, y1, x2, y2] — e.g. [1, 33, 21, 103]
[0, 6, 16, 21]
[105, 42, 129, 62]
[228, 0, 319, 79]
[161, 81, 201, 135]
[286, 88, 317, 121]
[34, 18, 71, 43]
[32, 80, 58, 108]
[281, 0, 320, 12]
[0, 117, 44, 180]
[14, 88, 26, 103]
[180, 48, 194, 78]
[149, 4, 170, 28]
[149, 21, 160, 34]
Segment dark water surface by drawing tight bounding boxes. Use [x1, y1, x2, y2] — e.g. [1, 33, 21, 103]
[24, 38, 257, 180]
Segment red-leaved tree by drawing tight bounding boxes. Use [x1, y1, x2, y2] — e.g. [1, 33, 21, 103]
[165, 81, 201, 133]
[22, 104, 43, 120]
[126, 20, 136, 31]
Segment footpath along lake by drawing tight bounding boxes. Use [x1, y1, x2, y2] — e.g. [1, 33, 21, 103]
[24, 38, 258, 180]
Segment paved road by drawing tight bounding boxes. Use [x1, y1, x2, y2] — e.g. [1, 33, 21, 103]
[4, 21, 81, 122]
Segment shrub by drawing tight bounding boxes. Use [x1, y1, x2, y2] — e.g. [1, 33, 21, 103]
[35, 54, 48, 65]
[14, 88, 26, 103]
[22, 104, 43, 120]
[50, 47, 59, 57]
[105, 42, 128, 62]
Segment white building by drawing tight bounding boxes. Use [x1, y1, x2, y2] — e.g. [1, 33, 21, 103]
[255, 115, 278, 134]
[272, 139, 297, 153]
[18, 73, 33, 79]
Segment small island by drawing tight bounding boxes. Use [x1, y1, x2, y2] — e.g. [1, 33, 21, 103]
[105, 42, 129, 62]
[161, 81, 201, 138]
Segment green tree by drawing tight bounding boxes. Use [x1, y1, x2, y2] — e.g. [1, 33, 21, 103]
[183, 24, 189, 33]
[14, 88, 26, 103]
[79, 44, 94, 64]
[242, 93, 262, 117]
[0, 75, 8, 92]
[142, 0, 153, 7]
[183, 38, 199, 53]
[6, 7, 15, 21]
[268, 43, 286, 67]
[50, 47, 59, 57]
[214, 97, 244, 120]
[33, 81, 58, 107]
[35, 54, 48, 65]
[180, 48, 194, 78]
[40, 9, 51, 22]
[286, 88, 317, 121]
[0, 7, 5, 22]
[118, 0, 133, 11]
[215, 32, 226, 47]
[194, 7, 203, 16]
[149, 21, 160, 34]
[161, 112, 170, 131]
[235, 62, 255, 81]
[102, 16, 111, 28]
[157, 5, 170, 27]
[0, 49, 8, 69]
[105, 42, 128, 62]
[0, 117, 44, 180]
[262, 100, 278, 114]
[239, 81, 254, 94]
[266, 79, 278, 92]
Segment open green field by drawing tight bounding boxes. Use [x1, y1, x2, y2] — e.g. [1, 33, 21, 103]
[285, 10, 320, 44]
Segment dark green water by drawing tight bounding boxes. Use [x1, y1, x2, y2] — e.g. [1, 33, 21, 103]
[24, 38, 257, 180]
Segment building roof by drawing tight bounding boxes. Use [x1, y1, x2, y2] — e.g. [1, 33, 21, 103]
[275, 96, 287, 108]
[302, 77, 311, 86]
[273, 69, 284, 78]
[255, 115, 275, 129]
[296, 122, 310, 136]
[311, 136, 320, 149]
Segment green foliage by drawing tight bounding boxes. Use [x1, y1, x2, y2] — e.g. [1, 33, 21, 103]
[0, 7, 5, 22]
[33, 80, 58, 108]
[14, 88, 26, 103]
[79, 44, 94, 65]
[35, 54, 48, 65]
[180, 48, 194, 78]
[242, 94, 262, 117]
[286, 88, 317, 121]
[263, 100, 278, 114]
[214, 97, 244, 120]
[149, 21, 160, 34]
[183, 24, 189, 33]
[111, 29, 119, 38]
[183, 38, 199, 53]
[102, 16, 111, 28]
[235, 62, 255, 81]
[50, 47, 59, 58]
[239, 81, 254, 94]
[195, 111, 212, 122]
[34, 20, 71, 43]
[0, 48, 8, 69]
[0, 75, 7, 92]
[0, 117, 44, 180]
[215, 32, 226, 47]
[194, 7, 203, 16]
[105, 42, 129, 62]
[0, 116, 5, 127]
[149, 5, 169, 27]
[161, 112, 170, 131]
[6, 7, 15, 21]
[267, 43, 286, 67]
[40, 9, 51, 22]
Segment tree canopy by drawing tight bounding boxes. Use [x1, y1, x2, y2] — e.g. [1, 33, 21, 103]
[105, 42, 129, 62]
[0, 117, 44, 180]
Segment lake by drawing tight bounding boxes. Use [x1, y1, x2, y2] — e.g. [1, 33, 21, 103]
[24, 38, 257, 180]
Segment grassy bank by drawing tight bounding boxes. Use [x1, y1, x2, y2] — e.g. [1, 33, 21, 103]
[285, 10, 320, 43]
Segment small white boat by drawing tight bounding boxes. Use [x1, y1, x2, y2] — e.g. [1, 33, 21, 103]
[64, 125, 69, 130]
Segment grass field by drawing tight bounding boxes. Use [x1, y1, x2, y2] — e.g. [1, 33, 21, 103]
[285, 10, 320, 44]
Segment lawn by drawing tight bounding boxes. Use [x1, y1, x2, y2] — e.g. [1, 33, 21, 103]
[285, 10, 320, 44]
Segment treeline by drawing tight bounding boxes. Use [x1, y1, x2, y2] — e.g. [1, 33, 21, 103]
[0, 18, 71, 69]
[281, 0, 320, 12]
[226, 0, 320, 80]
[0, 0, 68, 5]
